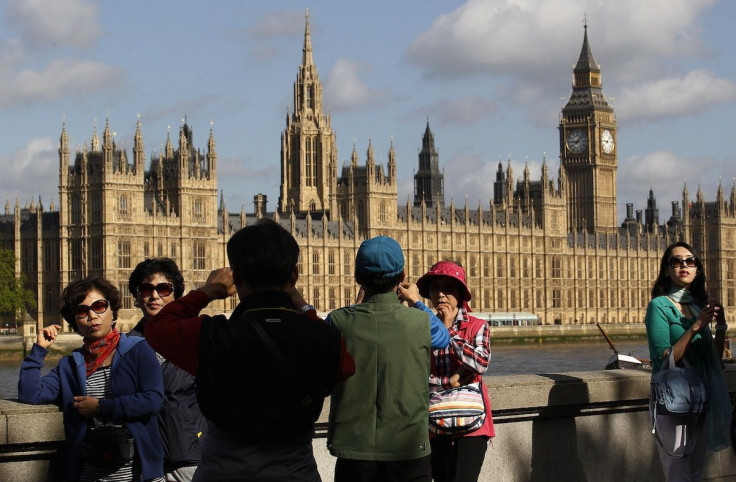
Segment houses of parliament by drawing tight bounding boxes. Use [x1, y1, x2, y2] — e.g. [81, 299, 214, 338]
[2, 16, 735, 332]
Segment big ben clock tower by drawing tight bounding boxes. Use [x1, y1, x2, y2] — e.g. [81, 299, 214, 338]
[560, 23, 617, 233]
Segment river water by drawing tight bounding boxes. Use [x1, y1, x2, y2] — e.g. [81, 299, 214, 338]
[0, 340, 650, 399]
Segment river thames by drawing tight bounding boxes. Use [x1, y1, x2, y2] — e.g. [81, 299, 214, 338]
[0, 340, 650, 399]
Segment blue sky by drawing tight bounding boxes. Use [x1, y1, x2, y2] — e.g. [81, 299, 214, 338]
[1, 0, 734, 223]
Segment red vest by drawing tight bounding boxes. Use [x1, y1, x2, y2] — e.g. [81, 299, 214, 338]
[431, 313, 495, 438]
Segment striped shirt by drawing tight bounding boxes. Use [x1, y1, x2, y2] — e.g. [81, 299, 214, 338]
[79, 365, 164, 482]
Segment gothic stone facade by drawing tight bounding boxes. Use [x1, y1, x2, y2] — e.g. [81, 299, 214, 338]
[2, 17, 735, 333]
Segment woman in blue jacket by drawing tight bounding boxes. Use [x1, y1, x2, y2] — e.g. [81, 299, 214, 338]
[18, 277, 164, 481]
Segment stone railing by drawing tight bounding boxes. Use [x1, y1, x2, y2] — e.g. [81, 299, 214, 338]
[3, 368, 736, 481]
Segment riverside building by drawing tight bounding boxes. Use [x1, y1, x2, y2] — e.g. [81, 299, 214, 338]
[1, 16, 734, 332]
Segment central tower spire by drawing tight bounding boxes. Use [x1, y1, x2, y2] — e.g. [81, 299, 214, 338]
[278, 11, 338, 215]
[303, 9, 313, 67]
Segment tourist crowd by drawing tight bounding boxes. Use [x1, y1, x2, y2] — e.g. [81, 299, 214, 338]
[16, 220, 730, 482]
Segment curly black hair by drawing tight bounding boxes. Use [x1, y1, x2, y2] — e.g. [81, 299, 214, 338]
[60, 277, 121, 332]
[128, 257, 185, 299]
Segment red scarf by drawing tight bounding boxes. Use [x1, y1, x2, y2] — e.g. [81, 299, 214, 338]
[82, 327, 121, 377]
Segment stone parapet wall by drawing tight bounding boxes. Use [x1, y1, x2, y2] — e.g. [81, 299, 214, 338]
[3, 368, 736, 481]
[0, 399, 65, 481]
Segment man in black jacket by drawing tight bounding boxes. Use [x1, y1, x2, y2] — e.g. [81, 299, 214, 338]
[145, 219, 354, 481]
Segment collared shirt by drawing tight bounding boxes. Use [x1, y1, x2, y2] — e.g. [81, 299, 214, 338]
[414, 305, 491, 389]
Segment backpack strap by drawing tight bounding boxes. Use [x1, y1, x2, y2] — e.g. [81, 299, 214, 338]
[241, 312, 315, 411]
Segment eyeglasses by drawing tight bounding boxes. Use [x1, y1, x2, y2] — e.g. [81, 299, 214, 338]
[74, 299, 110, 319]
[668, 257, 696, 269]
[137, 282, 174, 298]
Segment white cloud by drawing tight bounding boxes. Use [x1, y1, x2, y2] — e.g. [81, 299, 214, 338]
[6, 0, 101, 49]
[233, 9, 307, 62]
[0, 58, 123, 107]
[615, 70, 736, 122]
[404, 0, 723, 125]
[441, 150, 544, 204]
[412, 97, 498, 126]
[398, 178, 414, 205]
[615, 150, 729, 216]
[0, 137, 58, 206]
[324, 58, 388, 112]
[0, 38, 24, 76]
[405, 0, 715, 79]
[252, 10, 306, 38]
[141, 95, 221, 126]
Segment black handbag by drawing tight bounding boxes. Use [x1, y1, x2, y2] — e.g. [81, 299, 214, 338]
[80, 425, 135, 466]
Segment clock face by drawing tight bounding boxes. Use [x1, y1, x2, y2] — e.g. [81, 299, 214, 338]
[567, 129, 587, 154]
[601, 129, 614, 154]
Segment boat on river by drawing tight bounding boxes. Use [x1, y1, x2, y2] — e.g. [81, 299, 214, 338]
[596, 322, 651, 370]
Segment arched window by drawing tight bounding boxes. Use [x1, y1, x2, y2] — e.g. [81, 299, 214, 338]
[90, 194, 101, 223]
[193, 241, 206, 270]
[379, 202, 387, 223]
[117, 240, 131, 268]
[71, 195, 81, 224]
[119, 194, 129, 218]
[193, 198, 204, 222]
[305, 137, 314, 186]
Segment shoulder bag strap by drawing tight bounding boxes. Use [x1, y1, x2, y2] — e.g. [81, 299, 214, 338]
[244, 314, 314, 410]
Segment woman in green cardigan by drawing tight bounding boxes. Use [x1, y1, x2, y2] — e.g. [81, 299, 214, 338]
[645, 241, 730, 481]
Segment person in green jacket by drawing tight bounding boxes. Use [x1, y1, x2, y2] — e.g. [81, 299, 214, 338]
[645, 241, 730, 480]
[327, 236, 450, 482]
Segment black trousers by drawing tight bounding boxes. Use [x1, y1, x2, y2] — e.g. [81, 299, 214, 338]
[430, 435, 488, 482]
[334, 455, 432, 482]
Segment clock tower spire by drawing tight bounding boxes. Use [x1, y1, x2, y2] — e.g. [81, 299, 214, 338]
[559, 23, 618, 233]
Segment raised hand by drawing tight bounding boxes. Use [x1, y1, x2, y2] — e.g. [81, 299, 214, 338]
[397, 282, 421, 307]
[199, 268, 237, 300]
[694, 302, 720, 332]
[37, 324, 62, 349]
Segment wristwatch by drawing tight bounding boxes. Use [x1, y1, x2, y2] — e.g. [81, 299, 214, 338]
[296, 304, 315, 314]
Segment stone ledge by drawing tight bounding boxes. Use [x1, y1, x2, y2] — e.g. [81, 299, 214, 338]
[4, 368, 736, 482]
[0, 400, 64, 446]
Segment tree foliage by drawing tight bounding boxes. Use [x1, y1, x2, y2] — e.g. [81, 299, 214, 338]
[0, 248, 37, 320]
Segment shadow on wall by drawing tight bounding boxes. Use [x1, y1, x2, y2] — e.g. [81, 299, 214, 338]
[528, 374, 589, 482]
[524, 373, 666, 482]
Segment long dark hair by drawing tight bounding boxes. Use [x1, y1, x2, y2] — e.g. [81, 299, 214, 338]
[650, 241, 707, 303]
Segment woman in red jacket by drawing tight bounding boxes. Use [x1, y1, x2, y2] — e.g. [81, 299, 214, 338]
[415, 261, 494, 482]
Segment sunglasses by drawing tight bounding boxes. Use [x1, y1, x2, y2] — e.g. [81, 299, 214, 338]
[74, 299, 110, 319]
[137, 282, 175, 298]
[668, 257, 696, 269]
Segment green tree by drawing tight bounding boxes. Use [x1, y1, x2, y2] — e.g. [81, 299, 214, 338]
[0, 248, 37, 328]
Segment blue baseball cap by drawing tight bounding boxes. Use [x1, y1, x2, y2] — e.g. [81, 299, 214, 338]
[355, 236, 404, 277]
